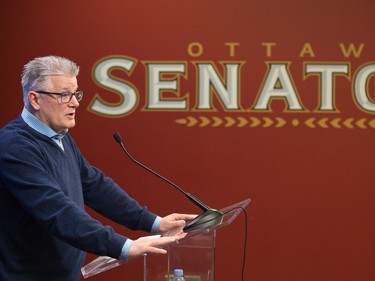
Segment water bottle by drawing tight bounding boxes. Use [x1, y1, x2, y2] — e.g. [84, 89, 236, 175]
[172, 269, 185, 281]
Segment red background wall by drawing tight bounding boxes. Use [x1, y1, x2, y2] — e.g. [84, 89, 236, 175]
[1, 1, 374, 281]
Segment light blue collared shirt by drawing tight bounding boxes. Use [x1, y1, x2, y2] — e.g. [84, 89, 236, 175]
[21, 107, 161, 260]
[21, 107, 67, 150]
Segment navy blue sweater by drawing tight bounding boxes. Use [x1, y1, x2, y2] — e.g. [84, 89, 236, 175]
[0, 116, 157, 281]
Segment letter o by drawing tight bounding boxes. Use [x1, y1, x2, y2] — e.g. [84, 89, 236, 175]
[188, 42, 203, 57]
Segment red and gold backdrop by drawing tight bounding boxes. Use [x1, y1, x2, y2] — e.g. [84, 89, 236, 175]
[1, 1, 374, 281]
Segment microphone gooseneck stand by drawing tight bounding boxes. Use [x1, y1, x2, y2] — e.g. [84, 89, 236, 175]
[113, 132, 223, 232]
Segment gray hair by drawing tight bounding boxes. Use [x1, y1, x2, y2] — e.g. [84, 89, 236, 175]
[21, 55, 80, 108]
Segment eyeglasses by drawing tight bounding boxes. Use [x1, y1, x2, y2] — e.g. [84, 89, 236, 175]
[35, 89, 84, 103]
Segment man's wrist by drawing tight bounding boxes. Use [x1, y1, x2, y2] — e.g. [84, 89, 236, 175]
[119, 239, 133, 261]
[151, 216, 162, 233]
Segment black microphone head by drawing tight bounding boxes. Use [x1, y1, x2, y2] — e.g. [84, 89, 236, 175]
[113, 132, 123, 144]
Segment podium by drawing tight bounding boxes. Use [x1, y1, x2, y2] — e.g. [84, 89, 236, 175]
[81, 199, 250, 280]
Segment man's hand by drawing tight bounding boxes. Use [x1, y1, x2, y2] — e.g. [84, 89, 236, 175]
[128, 234, 184, 259]
[159, 213, 197, 236]
[127, 214, 196, 260]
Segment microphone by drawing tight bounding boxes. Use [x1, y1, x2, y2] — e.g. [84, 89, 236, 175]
[113, 132, 223, 232]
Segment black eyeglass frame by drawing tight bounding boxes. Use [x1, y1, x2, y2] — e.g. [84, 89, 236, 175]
[35, 90, 84, 103]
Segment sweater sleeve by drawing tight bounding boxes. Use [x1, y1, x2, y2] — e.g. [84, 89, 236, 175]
[68, 136, 158, 232]
[0, 134, 126, 259]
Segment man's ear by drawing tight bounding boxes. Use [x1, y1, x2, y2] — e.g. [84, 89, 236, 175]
[28, 91, 40, 110]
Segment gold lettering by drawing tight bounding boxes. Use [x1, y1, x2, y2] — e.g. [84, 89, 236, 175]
[225, 42, 240, 57]
[339, 43, 365, 58]
[188, 42, 204, 57]
[261, 42, 277, 57]
[299, 43, 315, 58]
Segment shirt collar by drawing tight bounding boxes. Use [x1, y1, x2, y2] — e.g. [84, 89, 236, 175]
[21, 107, 68, 139]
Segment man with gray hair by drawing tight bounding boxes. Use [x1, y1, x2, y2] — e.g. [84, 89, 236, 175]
[0, 56, 195, 281]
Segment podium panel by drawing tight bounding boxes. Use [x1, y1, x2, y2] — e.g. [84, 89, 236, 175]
[146, 230, 216, 281]
[81, 199, 250, 280]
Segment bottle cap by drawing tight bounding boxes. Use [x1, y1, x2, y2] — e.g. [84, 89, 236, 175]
[174, 269, 184, 277]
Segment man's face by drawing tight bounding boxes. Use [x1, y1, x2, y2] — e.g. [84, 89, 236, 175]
[35, 75, 80, 134]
